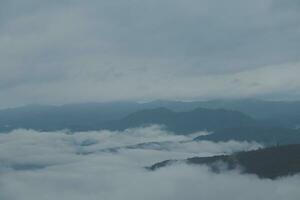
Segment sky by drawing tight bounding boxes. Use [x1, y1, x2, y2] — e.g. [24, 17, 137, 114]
[3, 126, 300, 200]
[0, 0, 300, 108]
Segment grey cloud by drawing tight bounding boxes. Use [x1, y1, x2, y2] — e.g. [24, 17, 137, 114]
[0, 0, 300, 107]
[1, 62, 300, 107]
[272, 0, 300, 10]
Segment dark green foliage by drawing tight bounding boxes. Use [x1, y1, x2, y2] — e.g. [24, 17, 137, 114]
[148, 144, 300, 179]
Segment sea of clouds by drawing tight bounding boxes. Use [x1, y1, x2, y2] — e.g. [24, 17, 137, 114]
[0, 125, 299, 200]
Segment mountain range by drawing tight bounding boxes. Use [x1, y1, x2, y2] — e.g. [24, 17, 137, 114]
[1, 99, 300, 145]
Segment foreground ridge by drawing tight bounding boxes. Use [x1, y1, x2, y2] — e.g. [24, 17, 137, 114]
[148, 144, 300, 179]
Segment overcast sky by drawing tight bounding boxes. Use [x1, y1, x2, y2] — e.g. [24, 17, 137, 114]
[0, 0, 300, 108]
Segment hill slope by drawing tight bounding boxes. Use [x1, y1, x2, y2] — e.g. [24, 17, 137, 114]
[148, 144, 300, 179]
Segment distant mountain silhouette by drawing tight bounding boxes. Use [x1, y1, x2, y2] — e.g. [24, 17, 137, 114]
[0, 102, 142, 132]
[194, 126, 300, 145]
[2, 99, 300, 132]
[148, 144, 300, 179]
[0, 104, 256, 133]
[103, 107, 256, 134]
[142, 99, 300, 128]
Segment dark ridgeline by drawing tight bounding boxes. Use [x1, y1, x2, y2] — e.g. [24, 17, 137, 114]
[1, 99, 300, 146]
[148, 144, 300, 179]
[0, 104, 256, 133]
[104, 107, 256, 134]
[2, 99, 300, 131]
[0, 102, 142, 132]
[194, 126, 300, 146]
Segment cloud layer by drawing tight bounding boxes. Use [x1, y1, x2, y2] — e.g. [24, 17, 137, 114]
[0, 0, 300, 107]
[0, 126, 299, 200]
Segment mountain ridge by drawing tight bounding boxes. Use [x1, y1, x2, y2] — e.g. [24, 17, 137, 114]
[148, 144, 300, 179]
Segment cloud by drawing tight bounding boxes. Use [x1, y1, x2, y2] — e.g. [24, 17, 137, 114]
[1, 62, 300, 108]
[0, 127, 299, 200]
[0, 0, 300, 107]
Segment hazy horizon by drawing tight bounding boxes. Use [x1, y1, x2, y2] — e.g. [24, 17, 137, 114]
[2, 97, 300, 110]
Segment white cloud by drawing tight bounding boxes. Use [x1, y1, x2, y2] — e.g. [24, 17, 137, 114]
[0, 127, 299, 200]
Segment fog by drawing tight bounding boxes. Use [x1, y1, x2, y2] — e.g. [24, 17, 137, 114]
[0, 126, 299, 200]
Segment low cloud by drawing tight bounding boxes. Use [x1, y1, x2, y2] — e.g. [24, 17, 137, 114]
[0, 126, 299, 200]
